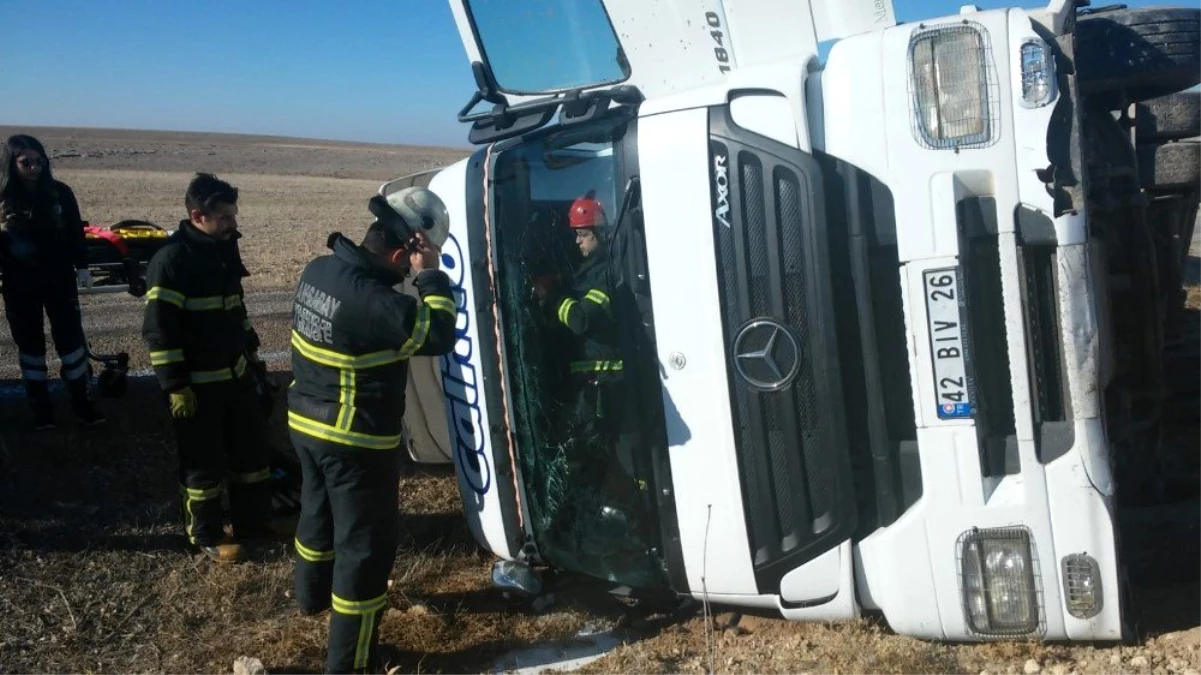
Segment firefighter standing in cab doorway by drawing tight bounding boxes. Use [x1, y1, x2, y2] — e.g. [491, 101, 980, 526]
[142, 173, 272, 564]
[535, 194, 643, 532]
[289, 186, 455, 674]
[0, 134, 104, 429]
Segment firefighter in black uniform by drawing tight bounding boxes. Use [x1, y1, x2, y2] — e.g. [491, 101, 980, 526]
[289, 186, 455, 674]
[536, 195, 646, 543]
[0, 134, 104, 429]
[142, 173, 271, 564]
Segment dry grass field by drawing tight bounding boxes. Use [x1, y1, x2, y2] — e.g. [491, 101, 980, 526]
[0, 126, 1196, 674]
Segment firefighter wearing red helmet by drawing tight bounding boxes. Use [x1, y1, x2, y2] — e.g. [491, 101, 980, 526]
[538, 193, 647, 545]
[560, 194, 616, 364]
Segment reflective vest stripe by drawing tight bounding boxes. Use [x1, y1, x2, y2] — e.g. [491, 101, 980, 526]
[584, 289, 611, 311]
[558, 298, 578, 325]
[337, 367, 355, 431]
[181, 295, 242, 311]
[570, 360, 624, 373]
[287, 411, 402, 450]
[150, 349, 185, 366]
[424, 294, 456, 316]
[146, 286, 185, 308]
[290, 331, 404, 370]
[398, 305, 430, 359]
[190, 355, 248, 384]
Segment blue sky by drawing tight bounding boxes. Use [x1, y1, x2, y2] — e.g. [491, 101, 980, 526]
[0, 0, 1183, 148]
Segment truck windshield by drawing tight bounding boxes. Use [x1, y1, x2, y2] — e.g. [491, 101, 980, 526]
[464, 0, 629, 94]
[489, 118, 666, 588]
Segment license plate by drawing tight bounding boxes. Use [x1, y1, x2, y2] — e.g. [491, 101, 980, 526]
[923, 267, 973, 420]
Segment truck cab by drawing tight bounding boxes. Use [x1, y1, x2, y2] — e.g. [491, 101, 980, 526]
[424, 0, 1199, 641]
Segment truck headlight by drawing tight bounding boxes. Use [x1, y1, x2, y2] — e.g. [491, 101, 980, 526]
[908, 23, 998, 150]
[1019, 40, 1057, 108]
[958, 527, 1043, 636]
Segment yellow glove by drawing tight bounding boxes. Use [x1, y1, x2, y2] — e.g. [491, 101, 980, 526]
[169, 387, 198, 419]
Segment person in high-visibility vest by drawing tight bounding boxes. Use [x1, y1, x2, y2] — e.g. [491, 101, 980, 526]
[141, 172, 271, 564]
[288, 186, 455, 674]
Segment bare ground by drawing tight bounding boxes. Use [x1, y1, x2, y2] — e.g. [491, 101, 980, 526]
[0, 127, 1197, 674]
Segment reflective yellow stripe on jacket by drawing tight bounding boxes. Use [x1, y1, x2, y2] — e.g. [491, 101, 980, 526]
[558, 298, 578, 325]
[398, 305, 430, 358]
[584, 289, 611, 313]
[149, 349, 185, 366]
[183, 295, 243, 311]
[146, 286, 185, 308]
[190, 355, 248, 384]
[570, 360, 624, 373]
[288, 292, 443, 449]
[287, 411, 402, 450]
[146, 287, 241, 312]
[424, 294, 455, 316]
[290, 331, 405, 369]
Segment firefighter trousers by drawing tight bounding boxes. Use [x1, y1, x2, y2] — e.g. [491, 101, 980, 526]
[1, 266, 90, 399]
[173, 375, 272, 546]
[291, 432, 402, 674]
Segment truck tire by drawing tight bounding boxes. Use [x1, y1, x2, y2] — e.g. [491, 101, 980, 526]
[1136, 91, 1201, 141]
[1076, 7, 1201, 102]
[1138, 138, 1201, 190]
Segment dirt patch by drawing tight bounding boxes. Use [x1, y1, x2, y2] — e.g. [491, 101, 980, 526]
[0, 377, 605, 674]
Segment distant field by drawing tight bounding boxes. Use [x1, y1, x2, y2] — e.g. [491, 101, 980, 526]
[0, 125, 470, 180]
[0, 126, 471, 291]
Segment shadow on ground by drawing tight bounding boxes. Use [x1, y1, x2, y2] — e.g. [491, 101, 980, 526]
[0, 371, 677, 674]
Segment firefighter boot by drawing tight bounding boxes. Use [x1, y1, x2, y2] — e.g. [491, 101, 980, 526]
[67, 377, 106, 426]
[200, 536, 246, 564]
[25, 379, 55, 431]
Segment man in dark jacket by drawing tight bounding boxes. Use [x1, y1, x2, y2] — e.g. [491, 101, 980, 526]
[289, 186, 455, 674]
[142, 173, 271, 564]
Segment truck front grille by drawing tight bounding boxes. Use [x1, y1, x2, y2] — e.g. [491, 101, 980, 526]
[709, 105, 856, 595]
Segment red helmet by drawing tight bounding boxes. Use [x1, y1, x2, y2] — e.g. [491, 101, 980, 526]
[568, 196, 606, 229]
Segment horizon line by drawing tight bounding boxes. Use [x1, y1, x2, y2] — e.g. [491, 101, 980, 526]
[0, 122, 474, 152]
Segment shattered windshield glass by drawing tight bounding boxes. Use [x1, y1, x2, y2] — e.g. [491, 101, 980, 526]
[465, 0, 630, 94]
[490, 119, 667, 589]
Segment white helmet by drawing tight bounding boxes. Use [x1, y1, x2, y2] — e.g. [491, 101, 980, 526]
[372, 185, 450, 249]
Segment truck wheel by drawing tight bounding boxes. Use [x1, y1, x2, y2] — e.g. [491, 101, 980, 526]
[1076, 7, 1200, 102]
[1139, 138, 1201, 190]
[1136, 91, 1201, 141]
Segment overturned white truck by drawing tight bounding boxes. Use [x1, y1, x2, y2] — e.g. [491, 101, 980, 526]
[418, 0, 1199, 641]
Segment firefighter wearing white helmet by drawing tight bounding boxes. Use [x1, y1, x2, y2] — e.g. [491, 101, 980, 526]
[287, 185, 456, 673]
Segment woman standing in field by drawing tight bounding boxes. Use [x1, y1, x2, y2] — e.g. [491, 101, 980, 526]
[0, 134, 104, 429]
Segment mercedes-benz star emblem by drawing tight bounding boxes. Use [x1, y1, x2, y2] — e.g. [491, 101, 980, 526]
[733, 319, 801, 391]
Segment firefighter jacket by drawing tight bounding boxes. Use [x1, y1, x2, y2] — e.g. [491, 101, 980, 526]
[0, 180, 87, 275]
[287, 233, 456, 450]
[142, 220, 259, 393]
[547, 250, 624, 377]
